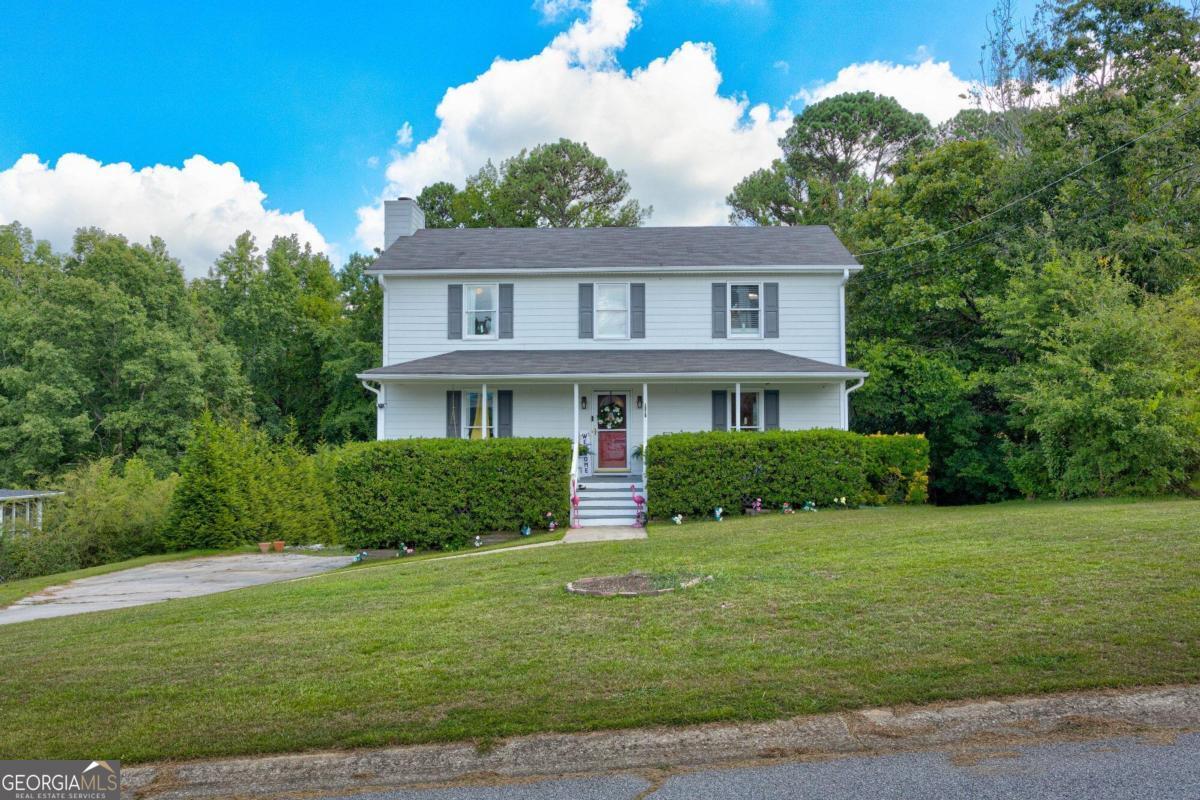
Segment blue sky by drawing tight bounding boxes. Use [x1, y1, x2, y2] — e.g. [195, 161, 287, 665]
[0, 0, 1032, 276]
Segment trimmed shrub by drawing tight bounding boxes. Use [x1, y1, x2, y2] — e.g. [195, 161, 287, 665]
[166, 414, 333, 550]
[645, 429, 929, 518]
[330, 438, 571, 550]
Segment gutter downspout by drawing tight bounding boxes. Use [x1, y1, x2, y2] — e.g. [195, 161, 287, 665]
[361, 380, 385, 441]
[842, 377, 865, 431]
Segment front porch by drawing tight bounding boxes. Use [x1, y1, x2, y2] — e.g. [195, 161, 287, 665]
[358, 349, 867, 527]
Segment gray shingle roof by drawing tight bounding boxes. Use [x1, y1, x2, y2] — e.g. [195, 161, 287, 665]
[367, 226, 859, 272]
[360, 350, 865, 379]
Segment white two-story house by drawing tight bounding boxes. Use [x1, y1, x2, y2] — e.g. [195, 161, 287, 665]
[358, 198, 867, 525]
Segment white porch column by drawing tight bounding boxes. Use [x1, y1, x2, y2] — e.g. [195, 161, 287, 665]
[734, 382, 741, 431]
[36, 499, 43, 530]
[641, 382, 648, 476]
[481, 383, 489, 439]
[576, 383, 585, 460]
[25, 501, 30, 527]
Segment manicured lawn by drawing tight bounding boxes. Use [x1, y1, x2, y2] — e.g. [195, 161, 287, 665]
[0, 548, 239, 608]
[1, 499, 1198, 763]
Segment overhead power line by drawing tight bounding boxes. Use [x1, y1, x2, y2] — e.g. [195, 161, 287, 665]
[852, 96, 1200, 259]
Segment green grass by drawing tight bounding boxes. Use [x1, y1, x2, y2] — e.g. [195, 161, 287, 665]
[1, 498, 1198, 763]
[0, 549, 242, 608]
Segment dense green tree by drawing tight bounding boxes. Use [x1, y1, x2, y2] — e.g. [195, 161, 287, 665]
[319, 252, 382, 443]
[0, 225, 248, 483]
[415, 139, 650, 228]
[729, 92, 930, 226]
[194, 233, 342, 447]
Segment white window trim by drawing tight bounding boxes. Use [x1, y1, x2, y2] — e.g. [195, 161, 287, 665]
[464, 283, 500, 340]
[728, 282, 763, 338]
[463, 389, 497, 439]
[730, 389, 764, 431]
[593, 282, 631, 340]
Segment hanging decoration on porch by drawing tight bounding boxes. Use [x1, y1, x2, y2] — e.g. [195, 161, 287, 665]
[597, 401, 625, 430]
[579, 433, 592, 477]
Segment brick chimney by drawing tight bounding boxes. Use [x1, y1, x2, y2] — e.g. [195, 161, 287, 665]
[383, 197, 425, 250]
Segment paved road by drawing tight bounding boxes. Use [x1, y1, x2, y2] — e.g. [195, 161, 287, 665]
[0, 553, 354, 624]
[319, 733, 1200, 800]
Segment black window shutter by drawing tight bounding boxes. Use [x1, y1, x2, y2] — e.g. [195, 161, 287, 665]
[578, 283, 594, 339]
[446, 390, 462, 438]
[711, 283, 727, 338]
[764, 389, 780, 430]
[764, 282, 779, 339]
[497, 390, 513, 437]
[711, 390, 727, 431]
[447, 285, 463, 340]
[630, 283, 646, 338]
[499, 284, 514, 339]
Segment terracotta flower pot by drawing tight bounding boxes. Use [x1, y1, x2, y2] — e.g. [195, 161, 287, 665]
[257, 542, 270, 554]
[272, 540, 285, 553]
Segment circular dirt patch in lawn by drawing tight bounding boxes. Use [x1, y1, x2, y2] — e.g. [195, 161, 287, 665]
[566, 572, 712, 597]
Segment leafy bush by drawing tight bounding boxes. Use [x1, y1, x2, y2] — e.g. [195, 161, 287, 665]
[645, 430, 928, 518]
[0, 527, 84, 582]
[166, 414, 333, 550]
[51, 457, 177, 564]
[329, 438, 571, 550]
[0, 457, 178, 582]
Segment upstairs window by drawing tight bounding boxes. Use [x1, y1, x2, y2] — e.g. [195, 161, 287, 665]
[595, 283, 629, 339]
[729, 284, 761, 337]
[464, 284, 498, 339]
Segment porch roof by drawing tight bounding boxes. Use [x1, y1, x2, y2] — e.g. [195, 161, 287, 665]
[359, 349, 866, 381]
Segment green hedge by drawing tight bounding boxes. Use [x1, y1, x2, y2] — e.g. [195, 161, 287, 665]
[329, 438, 571, 550]
[646, 430, 929, 518]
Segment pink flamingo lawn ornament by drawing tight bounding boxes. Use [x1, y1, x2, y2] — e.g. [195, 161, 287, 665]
[570, 481, 581, 528]
[630, 484, 646, 525]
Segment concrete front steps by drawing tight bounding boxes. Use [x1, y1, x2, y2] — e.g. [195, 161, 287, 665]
[574, 473, 645, 527]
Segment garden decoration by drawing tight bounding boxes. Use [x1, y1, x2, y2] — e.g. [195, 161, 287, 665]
[545, 511, 558, 532]
[801, 500, 817, 512]
[672, 514, 684, 525]
[781, 502, 794, 514]
[833, 496, 848, 508]
[635, 509, 648, 527]
[579, 434, 592, 477]
[713, 506, 723, 521]
[570, 490, 581, 528]
[520, 524, 532, 537]
[629, 484, 646, 519]
[473, 535, 483, 548]
[744, 497, 763, 515]
[405, 545, 415, 555]
[352, 550, 368, 563]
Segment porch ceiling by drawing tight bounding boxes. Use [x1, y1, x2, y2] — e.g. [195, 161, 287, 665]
[358, 349, 866, 382]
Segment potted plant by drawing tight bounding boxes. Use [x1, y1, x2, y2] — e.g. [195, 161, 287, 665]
[578, 436, 592, 477]
[257, 541, 271, 553]
[631, 444, 645, 473]
[272, 540, 285, 552]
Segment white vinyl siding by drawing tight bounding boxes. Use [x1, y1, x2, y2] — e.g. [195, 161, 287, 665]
[386, 273, 843, 364]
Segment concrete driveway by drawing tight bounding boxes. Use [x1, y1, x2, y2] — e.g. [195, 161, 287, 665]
[0, 553, 354, 625]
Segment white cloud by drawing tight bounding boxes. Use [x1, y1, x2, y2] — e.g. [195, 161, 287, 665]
[0, 153, 331, 280]
[356, 0, 791, 249]
[795, 56, 976, 124]
[534, 0, 587, 22]
[394, 123, 414, 149]
[773, 59, 790, 74]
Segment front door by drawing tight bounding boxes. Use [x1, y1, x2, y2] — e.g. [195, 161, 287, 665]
[594, 391, 629, 472]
